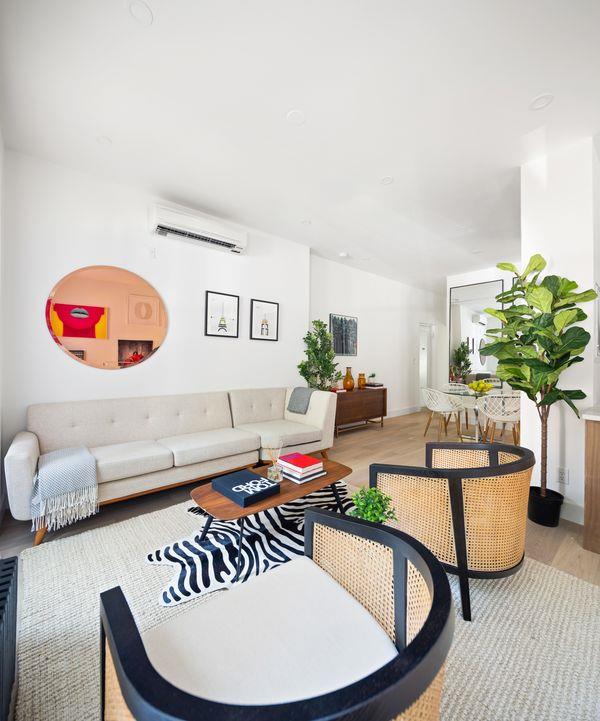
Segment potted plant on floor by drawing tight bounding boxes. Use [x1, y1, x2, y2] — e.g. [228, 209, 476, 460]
[480, 254, 597, 527]
[452, 341, 472, 383]
[298, 319, 343, 391]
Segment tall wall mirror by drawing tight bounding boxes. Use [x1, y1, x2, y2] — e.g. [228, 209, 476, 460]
[449, 280, 503, 382]
[46, 265, 167, 369]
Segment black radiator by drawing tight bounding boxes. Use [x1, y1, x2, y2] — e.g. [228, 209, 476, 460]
[0, 558, 17, 721]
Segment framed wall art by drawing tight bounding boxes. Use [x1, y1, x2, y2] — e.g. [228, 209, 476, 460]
[205, 291, 239, 338]
[330, 313, 358, 356]
[250, 299, 279, 341]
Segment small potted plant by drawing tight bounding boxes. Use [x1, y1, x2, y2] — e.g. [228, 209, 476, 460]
[349, 487, 397, 524]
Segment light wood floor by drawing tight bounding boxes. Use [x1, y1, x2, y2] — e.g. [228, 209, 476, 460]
[1, 410, 599, 586]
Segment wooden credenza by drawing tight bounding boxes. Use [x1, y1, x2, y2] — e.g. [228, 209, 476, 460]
[334, 387, 387, 436]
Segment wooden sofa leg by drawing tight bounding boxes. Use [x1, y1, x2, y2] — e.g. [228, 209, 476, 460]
[321, 449, 329, 460]
[34, 526, 47, 546]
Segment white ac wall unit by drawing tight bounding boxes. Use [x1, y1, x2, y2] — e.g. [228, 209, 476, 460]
[151, 204, 247, 254]
[472, 314, 487, 326]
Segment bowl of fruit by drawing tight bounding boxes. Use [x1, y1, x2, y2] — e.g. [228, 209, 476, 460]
[467, 380, 494, 397]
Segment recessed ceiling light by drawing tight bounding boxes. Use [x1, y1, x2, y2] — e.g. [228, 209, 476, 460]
[380, 176, 394, 185]
[128, 0, 154, 26]
[338, 251, 350, 259]
[300, 219, 312, 225]
[529, 93, 554, 111]
[286, 109, 306, 126]
[96, 135, 113, 146]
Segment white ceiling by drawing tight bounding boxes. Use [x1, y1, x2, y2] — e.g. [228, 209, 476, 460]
[2, 0, 600, 291]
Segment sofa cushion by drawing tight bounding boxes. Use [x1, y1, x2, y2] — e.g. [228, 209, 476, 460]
[142, 556, 397, 704]
[90, 441, 173, 484]
[236, 420, 322, 449]
[158, 428, 260, 467]
[228, 388, 286, 426]
[27, 392, 233, 454]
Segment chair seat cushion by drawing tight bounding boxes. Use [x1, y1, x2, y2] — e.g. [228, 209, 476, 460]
[141, 556, 397, 705]
[158, 428, 260, 467]
[236, 419, 322, 449]
[90, 441, 173, 483]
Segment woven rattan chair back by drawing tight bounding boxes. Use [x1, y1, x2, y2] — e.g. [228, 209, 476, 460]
[370, 442, 535, 621]
[100, 509, 454, 721]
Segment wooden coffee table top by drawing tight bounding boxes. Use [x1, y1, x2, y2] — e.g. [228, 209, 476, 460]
[190, 459, 352, 521]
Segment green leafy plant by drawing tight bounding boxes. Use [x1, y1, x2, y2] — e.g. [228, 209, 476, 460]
[298, 319, 342, 390]
[349, 487, 397, 524]
[452, 341, 472, 381]
[481, 254, 597, 497]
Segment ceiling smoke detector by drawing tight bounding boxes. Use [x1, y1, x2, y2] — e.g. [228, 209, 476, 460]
[380, 176, 394, 185]
[128, 1, 154, 26]
[286, 109, 306, 126]
[529, 93, 554, 111]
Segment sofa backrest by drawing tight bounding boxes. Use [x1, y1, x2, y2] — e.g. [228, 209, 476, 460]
[228, 388, 287, 426]
[27, 392, 233, 454]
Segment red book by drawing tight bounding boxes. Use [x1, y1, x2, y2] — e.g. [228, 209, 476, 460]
[278, 453, 322, 472]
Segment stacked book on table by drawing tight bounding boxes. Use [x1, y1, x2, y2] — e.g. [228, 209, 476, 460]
[277, 453, 325, 484]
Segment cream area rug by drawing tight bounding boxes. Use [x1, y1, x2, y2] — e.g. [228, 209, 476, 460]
[16, 501, 600, 721]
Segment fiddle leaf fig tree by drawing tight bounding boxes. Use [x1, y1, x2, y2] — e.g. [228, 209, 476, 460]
[480, 254, 597, 497]
[298, 319, 342, 390]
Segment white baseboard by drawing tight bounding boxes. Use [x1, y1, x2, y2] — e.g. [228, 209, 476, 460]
[560, 501, 583, 525]
[386, 405, 421, 419]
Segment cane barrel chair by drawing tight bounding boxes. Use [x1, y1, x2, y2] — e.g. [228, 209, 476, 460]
[101, 509, 454, 721]
[370, 442, 535, 621]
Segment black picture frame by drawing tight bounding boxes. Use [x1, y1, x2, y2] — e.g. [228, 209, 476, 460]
[249, 299, 279, 341]
[204, 291, 239, 338]
[329, 313, 358, 356]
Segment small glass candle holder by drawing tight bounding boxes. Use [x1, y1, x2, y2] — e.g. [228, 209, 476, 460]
[266, 446, 283, 483]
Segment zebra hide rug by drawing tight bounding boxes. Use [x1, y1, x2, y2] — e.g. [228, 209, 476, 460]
[146, 482, 353, 606]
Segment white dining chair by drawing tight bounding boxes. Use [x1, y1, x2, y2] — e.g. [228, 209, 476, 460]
[480, 394, 521, 444]
[421, 388, 462, 440]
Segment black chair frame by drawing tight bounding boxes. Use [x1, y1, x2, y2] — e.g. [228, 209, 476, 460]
[370, 441, 535, 622]
[100, 508, 454, 721]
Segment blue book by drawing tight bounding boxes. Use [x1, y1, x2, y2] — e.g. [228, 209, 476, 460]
[211, 469, 280, 507]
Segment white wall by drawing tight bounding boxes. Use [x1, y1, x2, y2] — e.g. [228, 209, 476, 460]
[521, 138, 598, 523]
[310, 256, 446, 416]
[1, 152, 310, 449]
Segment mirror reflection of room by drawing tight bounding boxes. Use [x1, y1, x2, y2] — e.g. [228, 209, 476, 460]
[45, 265, 167, 370]
[449, 280, 503, 382]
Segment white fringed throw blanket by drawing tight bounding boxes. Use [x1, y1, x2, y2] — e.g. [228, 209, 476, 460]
[31, 446, 98, 532]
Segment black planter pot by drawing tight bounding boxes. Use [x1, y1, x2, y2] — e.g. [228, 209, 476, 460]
[528, 486, 564, 527]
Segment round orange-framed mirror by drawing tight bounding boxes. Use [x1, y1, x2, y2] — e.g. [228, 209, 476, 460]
[45, 265, 167, 369]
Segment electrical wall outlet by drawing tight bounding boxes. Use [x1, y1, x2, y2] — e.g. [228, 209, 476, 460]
[557, 467, 569, 485]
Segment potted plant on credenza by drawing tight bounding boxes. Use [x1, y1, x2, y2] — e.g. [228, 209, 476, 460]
[480, 254, 597, 527]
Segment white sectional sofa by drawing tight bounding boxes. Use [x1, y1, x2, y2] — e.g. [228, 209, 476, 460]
[4, 387, 337, 541]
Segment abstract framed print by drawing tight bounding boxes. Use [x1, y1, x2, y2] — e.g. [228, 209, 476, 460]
[329, 313, 357, 356]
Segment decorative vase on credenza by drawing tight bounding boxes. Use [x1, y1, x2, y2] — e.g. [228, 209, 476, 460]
[343, 367, 355, 391]
[357, 372, 366, 389]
